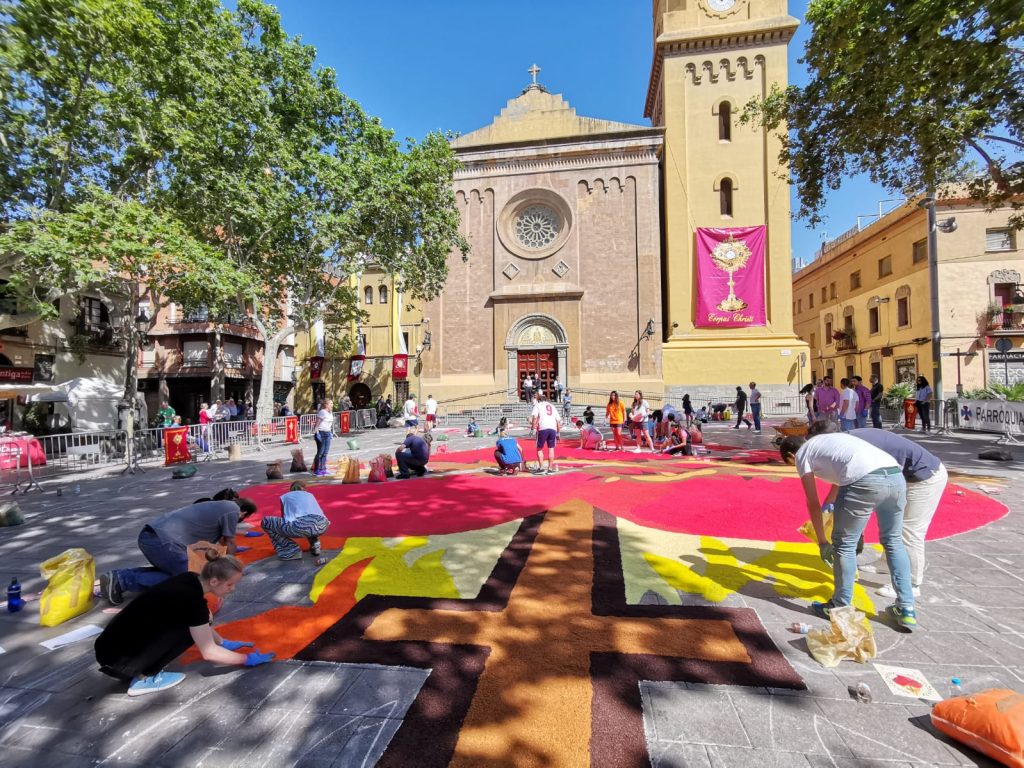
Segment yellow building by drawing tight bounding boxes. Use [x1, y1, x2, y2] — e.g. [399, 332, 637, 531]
[293, 267, 429, 413]
[793, 197, 1023, 396]
[647, 0, 808, 394]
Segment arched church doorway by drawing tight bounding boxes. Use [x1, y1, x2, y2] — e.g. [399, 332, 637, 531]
[348, 382, 372, 409]
[505, 314, 569, 401]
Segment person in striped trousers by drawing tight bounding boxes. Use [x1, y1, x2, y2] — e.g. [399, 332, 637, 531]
[260, 481, 329, 560]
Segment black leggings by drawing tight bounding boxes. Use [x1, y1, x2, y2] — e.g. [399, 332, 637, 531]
[96, 626, 194, 682]
[916, 400, 931, 431]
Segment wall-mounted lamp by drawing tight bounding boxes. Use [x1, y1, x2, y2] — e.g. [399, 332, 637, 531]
[641, 319, 655, 341]
[422, 330, 432, 351]
[936, 217, 957, 234]
[875, 297, 890, 304]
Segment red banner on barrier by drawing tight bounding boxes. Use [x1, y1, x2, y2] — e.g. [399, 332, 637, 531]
[285, 415, 299, 444]
[163, 426, 191, 465]
[392, 353, 408, 379]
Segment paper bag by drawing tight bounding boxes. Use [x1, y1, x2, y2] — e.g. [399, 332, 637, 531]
[187, 540, 228, 573]
[289, 448, 307, 473]
[335, 455, 360, 484]
[39, 548, 95, 627]
[806, 605, 877, 667]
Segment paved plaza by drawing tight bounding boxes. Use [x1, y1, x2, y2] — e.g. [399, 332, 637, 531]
[0, 422, 1021, 767]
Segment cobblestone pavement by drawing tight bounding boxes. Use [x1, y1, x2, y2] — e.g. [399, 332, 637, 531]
[0, 421, 1020, 767]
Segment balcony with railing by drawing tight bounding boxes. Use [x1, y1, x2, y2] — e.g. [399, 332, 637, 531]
[988, 309, 1024, 332]
[833, 331, 857, 352]
[157, 311, 260, 339]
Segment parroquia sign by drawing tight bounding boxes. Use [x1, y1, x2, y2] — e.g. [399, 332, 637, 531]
[958, 399, 1024, 435]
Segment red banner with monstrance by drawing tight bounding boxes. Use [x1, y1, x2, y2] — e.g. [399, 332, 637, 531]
[695, 226, 767, 328]
[284, 415, 299, 444]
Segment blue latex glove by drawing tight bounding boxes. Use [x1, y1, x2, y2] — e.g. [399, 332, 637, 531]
[818, 543, 835, 567]
[244, 531, 264, 538]
[821, 503, 835, 515]
[244, 650, 275, 667]
[221, 639, 254, 651]
[236, 546, 251, 553]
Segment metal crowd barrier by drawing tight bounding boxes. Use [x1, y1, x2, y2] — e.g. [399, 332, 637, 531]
[0, 410, 383, 489]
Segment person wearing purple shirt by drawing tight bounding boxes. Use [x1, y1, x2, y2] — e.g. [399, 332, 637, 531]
[815, 376, 841, 422]
[852, 376, 872, 428]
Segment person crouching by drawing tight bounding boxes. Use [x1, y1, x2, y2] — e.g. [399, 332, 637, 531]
[94, 550, 273, 697]
[260, 481, 329, 560]
[494, 430, 525, 474]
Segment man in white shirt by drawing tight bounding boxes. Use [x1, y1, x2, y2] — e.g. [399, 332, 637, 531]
[522, 374, 533, 403]
[748, 382, 762, 433]
[779, 432, 917, 631]
[424, 395, 438, 430]
[402, 395, 419, 428]
[838, 378, 859, 432]
[530, 393, 562, 475]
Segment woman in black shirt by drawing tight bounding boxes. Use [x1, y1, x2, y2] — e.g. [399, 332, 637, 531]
[95, 550, 273, 696]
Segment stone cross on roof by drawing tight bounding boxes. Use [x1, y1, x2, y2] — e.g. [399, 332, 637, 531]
[528, 63, 541, 85]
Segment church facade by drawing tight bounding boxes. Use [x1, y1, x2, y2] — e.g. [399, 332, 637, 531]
[419, 0, 809, 404]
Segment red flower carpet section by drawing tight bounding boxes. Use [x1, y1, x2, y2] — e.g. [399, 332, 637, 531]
[224, 444, 1006, 768]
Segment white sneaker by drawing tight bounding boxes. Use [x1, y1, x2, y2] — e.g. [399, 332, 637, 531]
[876, 583, 920, 599]
[631, 447, 642, 453]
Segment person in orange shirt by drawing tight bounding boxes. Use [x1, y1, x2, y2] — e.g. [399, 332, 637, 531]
[605, 390, 626, 451]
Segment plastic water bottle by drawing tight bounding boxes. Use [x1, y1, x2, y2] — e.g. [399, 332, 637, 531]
[854, 682, 873, 703]
[7, 577, 23, 613]
[948, 677, 964, 698]
[790, 622, 810, 634]
[315, 556, 328, 566]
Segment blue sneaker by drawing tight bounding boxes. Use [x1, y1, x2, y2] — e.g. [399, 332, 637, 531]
[810, 600, 835, 620]
[887, 604, 918, 632]
[127, 671, 185, 697]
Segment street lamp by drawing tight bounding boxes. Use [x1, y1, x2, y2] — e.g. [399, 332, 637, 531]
[917, 195, 957, 432]
[641, 318, 655, 341]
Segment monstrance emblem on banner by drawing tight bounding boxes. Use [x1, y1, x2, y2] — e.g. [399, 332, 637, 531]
[710, 235, 752, 312]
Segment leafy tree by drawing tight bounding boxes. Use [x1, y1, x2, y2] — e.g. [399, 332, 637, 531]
[744, 0, 1023, 228]
[0, 190, 244, 400]
[165, 0, 467, 419]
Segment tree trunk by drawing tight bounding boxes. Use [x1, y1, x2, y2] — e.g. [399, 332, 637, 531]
[210, 326, 225, 402]
[121, 298, 140, 431]
[254, 322, 295, 422]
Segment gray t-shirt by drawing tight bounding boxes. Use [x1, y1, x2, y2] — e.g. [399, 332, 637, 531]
[148, 500, 240, 545]
[849, 428, 941, 483]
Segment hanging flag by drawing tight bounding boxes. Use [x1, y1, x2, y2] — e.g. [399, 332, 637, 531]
[284, 415, 299, 444]
[309, 356, 324, 381]
[694, 225, 767, 328]
[348, 332, 365, 381]
[392, 286, 408, 379]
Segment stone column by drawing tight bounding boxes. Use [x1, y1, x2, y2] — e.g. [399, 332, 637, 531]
[506, 348, 518, 399]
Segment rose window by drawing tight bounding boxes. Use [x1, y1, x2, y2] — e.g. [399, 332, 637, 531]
[514, 206, 561, 250]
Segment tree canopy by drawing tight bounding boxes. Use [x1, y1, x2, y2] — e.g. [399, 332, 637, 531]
[0, 0, 468, 414]
[744, 0, 1023, 227]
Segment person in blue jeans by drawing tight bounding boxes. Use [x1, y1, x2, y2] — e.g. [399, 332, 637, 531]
[494, 430, 525, 474]
[748, 382, 762, 433]
[395, 429, 432, 478]
[780, 432, 917, 631]
[98, 496, 258, 605]
[312, 398, 335, 475]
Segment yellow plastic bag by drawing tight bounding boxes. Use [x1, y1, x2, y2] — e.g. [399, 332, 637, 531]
[798, 510, 835, 543]
[806, 604, 876, 667]
[39, 548, 95, 627]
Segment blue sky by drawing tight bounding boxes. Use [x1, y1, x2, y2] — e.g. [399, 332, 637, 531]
[265, 0, 885, 264]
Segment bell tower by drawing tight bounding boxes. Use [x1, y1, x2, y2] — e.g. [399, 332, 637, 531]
[648, 0, 808, 393]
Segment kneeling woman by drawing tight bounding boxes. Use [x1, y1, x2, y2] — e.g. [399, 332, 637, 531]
[95, 550, 273, 696]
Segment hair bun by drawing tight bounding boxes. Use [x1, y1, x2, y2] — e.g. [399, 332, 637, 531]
[204, 547, 222, 562]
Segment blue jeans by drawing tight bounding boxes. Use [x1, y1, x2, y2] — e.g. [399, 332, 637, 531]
[870, 403, 882, 429]
[856, 413, 868, 428]
[832, 470, 913, 609]
[114, 527, 188, 593]
[840, 417, 856, 432]
[313, 430, 332, 472]
[751, 403, 761, 431]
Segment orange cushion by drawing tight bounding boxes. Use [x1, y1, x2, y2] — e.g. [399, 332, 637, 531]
[931, 689, 1024, 768]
